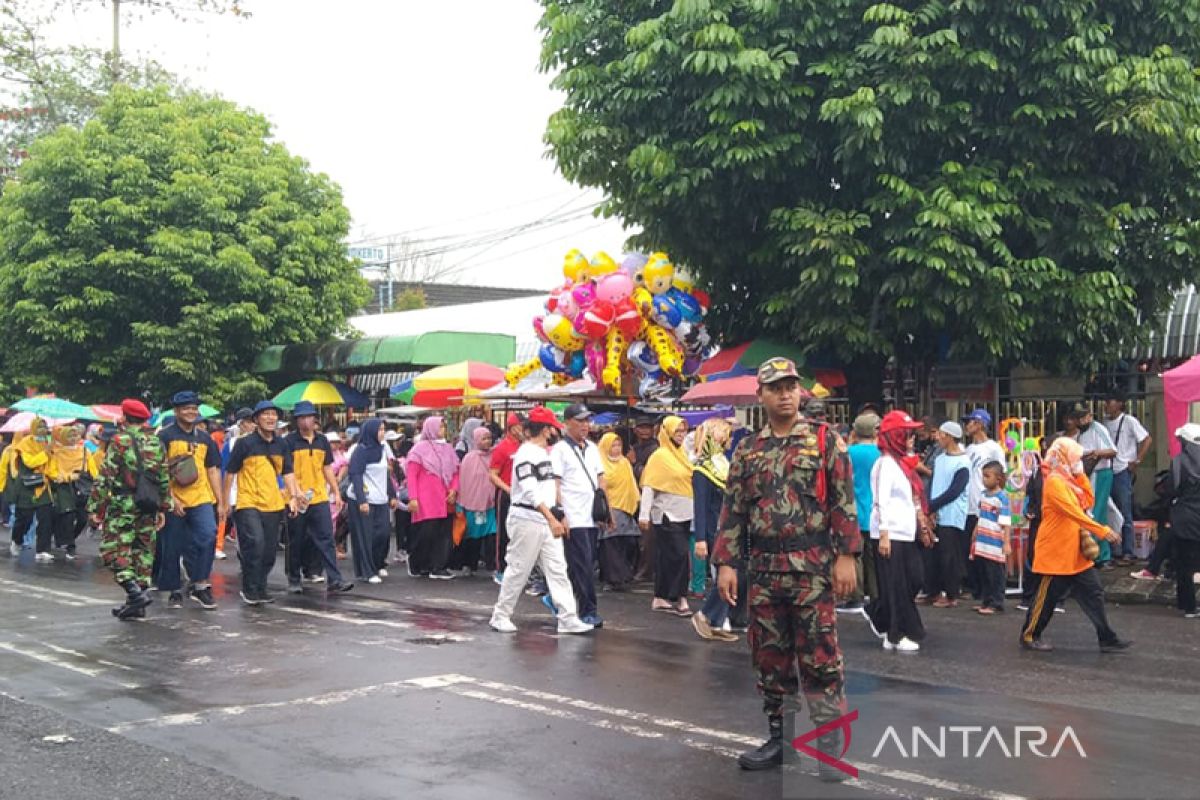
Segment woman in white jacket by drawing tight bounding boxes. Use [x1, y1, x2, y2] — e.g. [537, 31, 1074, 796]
[865, 411, 929, 653]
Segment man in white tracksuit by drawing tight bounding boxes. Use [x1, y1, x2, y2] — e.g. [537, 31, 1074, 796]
[490, 405, 593, 635]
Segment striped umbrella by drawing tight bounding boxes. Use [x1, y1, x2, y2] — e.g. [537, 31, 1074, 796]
[273, 380, 370, 411]
[405, 361, 506, 408]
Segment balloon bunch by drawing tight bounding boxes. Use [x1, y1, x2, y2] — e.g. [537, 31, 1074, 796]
[505, 249, 713, 395]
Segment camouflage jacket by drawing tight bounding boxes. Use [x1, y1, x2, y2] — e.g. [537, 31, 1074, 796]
[87, 424, 172, 520]
[712, 418, 861, 574]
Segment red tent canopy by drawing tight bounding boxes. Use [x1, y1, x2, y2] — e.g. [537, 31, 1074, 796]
[1163, 355, 1200, 456]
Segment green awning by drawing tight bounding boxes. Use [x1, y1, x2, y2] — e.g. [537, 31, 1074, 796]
[254, 331, 516, 375]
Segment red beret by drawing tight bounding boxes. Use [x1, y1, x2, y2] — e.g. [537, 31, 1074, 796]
[121, 398, 151, 421]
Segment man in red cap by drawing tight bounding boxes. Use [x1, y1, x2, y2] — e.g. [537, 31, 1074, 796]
[487, 411, 525, 583]
[87, 399, 171, 620]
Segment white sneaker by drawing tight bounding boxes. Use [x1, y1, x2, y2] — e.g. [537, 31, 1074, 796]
[489, 616, 518, 633]
[367, 575, 382, 584]
[882, 638, 895, 651]
[377, 568, 388, 578]
[721, 619, 732, 633]
[214, 550, 227, 560]
[557, 617, 594, 635]
[895, 637, 920, 653]
[309, 575, 326, 584]
[9, 542, 20, 556]
[34, 552, 54, 562]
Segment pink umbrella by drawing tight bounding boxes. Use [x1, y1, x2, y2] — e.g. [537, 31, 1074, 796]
[680, 375, 813, 407]
[0, 411, 75, 433]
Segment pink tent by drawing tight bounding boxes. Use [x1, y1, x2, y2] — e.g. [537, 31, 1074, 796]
[1163, 355, 1200, 456]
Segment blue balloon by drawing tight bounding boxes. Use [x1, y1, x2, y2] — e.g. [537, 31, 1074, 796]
[670, 288, 703, 323]
[627, 340, 659, 374]
[651, 294, 682, 328]
[568, 350, 587, 378]
[539, 344, 567, 373]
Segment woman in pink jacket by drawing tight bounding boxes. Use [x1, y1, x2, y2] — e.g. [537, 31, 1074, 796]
[405, 416, 460, 580]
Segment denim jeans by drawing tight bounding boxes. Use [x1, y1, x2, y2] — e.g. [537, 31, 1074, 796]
[157, 503, 218, 591]
[1111, 470, 1136, 558]
[286, 502, 344, 586]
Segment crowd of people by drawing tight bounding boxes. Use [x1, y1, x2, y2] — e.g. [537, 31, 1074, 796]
[1, 382, 1193, 637]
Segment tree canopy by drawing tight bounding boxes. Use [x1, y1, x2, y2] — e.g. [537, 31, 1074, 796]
[0, 86, 369, 405]
[538, 0, 1200, 401]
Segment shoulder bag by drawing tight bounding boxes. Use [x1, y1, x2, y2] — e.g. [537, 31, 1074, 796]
[570, 441, 611, 525]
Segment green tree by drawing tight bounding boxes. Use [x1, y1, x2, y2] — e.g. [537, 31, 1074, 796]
[538, 1, 1200, 404]
[390, 287, 427, 311]
[0, 86, 370, 405]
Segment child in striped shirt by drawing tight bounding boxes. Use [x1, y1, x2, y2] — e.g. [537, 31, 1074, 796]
[971, 461, 1012, 615]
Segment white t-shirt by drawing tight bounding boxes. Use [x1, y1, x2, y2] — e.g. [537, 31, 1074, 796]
[1075, 423, 1115, 472]
[966, 438, 1006, 515]
[1104, 413, 1149, 474]
[870, 456, 917, 542]
[551, 436, 604, 529]
[509, 442, 557, 525]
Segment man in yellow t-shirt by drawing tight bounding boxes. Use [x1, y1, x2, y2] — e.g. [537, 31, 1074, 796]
[283, 401, 351, 594]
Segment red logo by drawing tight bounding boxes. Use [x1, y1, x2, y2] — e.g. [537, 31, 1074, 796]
[791, 709, 859, 779]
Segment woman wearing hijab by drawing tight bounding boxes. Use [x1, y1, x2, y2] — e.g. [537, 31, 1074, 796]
[346, 418, 399, 584]
[865, 411, 928, 652]
[448, 426, 496, 574]
[690, 419, 741, 641]
[1168, 424, 1200, 618]
[406, 416, 460, 579]
[47, 425, 97, 560]
[456, 417, 484, 461]
[639, 416, 695, 615]
[1020, 437, 1130, 652]
[597, 432, 641, 590]
[328, 432, 351, 560]
[8, 418, 55, 560]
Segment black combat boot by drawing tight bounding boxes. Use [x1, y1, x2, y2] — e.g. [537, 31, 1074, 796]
[738, 715, 784, 771]
[817, 729, 849, 783]
[112, 580, 151, 620]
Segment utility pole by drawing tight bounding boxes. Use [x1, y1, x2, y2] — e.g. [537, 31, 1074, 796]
[111, 0, 121, 82]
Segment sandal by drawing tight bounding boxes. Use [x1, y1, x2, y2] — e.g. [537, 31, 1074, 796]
[651, 602, 675, 613]
[932, 597, 957, 608]
[976, 606, 996, 616]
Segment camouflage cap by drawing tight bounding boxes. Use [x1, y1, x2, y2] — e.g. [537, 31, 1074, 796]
[757, 357, 800, 385]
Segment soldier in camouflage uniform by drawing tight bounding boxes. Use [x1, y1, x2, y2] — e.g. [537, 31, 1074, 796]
[87, 399, 171, 620]
[712, 358, 861, 779]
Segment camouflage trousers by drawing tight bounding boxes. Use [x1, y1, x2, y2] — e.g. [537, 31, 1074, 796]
[98, 501, 157, 586]
[748, 571, 846, 725]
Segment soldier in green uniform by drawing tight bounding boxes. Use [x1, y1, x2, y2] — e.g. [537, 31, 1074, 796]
[87, 399, 171, 620]
[713, 358, 861, 779]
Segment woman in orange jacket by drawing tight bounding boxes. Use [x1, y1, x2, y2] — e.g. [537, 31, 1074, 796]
[1020, 438, 1131, 653]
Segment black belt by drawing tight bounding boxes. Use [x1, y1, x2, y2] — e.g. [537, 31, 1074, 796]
[751, 535, 818, 554]
[514, 503, 539, 511]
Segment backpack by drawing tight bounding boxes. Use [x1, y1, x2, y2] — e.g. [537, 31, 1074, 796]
[129, 432, 163, 514]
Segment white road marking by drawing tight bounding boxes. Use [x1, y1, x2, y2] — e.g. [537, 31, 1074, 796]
[0, 641, 140, 689]
[415, 674, 1030, 800]
[106, 679, 418, 733]
[38, 642, 137, 672]
[271, 605, 412, 629]
[0, 580, 111, 607]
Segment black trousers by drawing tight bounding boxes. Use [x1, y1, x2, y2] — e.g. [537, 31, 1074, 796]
[409, 516, 452, 575]
[599, 536, 639, 586]
[927, 525, 964, 599]
[448, 536, 484, 572]
[13, 505, 53, 553]
[564, 527, 599, 618]
[393, 508, 412, 553]
[1021, 568, 1119, 645]
[348, 504, 391, 580]
[866, 539, 926, 644]
[962, 515, 981, 597]
[978, 558, 1007, 609]
[653, 519, 691, 603]
[286, 503, 344, 586]
[495, 491, 511, 572]
[235, 508, 282, 597]
[1150, 525, 1175, 576]
[1173, 538, 1200, 614]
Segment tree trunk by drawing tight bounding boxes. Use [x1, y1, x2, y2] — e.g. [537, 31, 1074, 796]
[844, 353, 887, 414]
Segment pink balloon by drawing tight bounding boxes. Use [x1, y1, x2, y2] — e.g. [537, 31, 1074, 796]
[571, 280, 598, 310]
[585, 341, 606, 382]
[596, 272, 634, 305]
[533, 315, 548, 342]
[557, 292, 579, 319]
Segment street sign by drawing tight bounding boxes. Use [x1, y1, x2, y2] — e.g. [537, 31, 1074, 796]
[347, 245, 388, 265]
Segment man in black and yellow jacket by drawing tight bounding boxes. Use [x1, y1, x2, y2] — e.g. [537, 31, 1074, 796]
[157, 391, 223, 610]
[284, 401, 352, 594]
[223, 401, 299, 606]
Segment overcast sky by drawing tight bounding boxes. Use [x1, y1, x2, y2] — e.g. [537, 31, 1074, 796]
[49, 0, 632, 289]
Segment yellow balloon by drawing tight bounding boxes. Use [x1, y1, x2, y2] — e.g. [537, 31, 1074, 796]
[643, 255, 675, 295]
[563, 249, 590, 283]
[545, 314, 585, 352]
[603, 326, 631, 393]
[505, 357, 542, 388]
[642, 323, 683, 377]
[672, 268, 695, 293]
[589, 251, 618, 277]
[552, 372, 574, 387]
[631, 287, 653, 317]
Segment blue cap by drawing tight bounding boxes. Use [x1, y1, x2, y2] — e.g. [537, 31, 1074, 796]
[963, 408, 992, 428]
[252, 400, 281, 417]
[292, 400, 318, 418]
[171, 390, 201, 408]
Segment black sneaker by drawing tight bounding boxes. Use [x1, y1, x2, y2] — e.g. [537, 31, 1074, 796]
[167, 591, 184, 609]
[287, 583, 303, 594]
[239, 590, 263, 606]
[429, 569, 455, 580]
[258, 592, 276, 604]
[327, 582, 354, 593]
[1100, 639, 1133, 653]
[189, 586, 217, 610]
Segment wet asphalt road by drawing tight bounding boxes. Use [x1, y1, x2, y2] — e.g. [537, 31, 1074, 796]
[1, 534, 1198, 800]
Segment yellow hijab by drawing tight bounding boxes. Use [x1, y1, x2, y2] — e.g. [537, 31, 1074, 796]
[9, 418, 51, 497]
[641, 416, 694, 497]
[598, 432, 640, 515]
[49, 425, 86, 481]
[693, 418, 731, 492]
